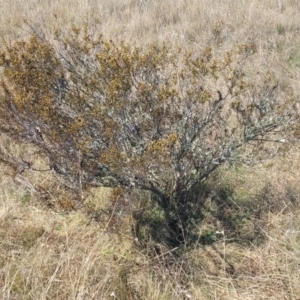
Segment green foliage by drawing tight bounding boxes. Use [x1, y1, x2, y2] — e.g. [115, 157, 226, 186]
[0, 26, 297, 247]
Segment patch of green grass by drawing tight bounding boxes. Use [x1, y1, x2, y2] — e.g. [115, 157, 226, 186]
[20, 191, 31, 205]
[288, 47, 300, 67]
[276, 23, 285, 35]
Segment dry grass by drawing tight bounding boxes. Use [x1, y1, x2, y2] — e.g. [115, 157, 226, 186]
[0, 0, 300, 48]
[1, 0, 300, 299]
[2, 164, 300, 299]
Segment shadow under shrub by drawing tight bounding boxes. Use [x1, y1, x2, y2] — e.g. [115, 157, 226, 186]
[131, 174, 268, 251]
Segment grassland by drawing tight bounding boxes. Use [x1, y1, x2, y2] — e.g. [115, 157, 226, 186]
[1, 0, 300, 299]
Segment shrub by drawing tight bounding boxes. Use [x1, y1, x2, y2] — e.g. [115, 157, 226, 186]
[0, 27, 297, 246]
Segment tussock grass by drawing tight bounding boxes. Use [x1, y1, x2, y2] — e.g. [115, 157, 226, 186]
[1, 0, 300, 299]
